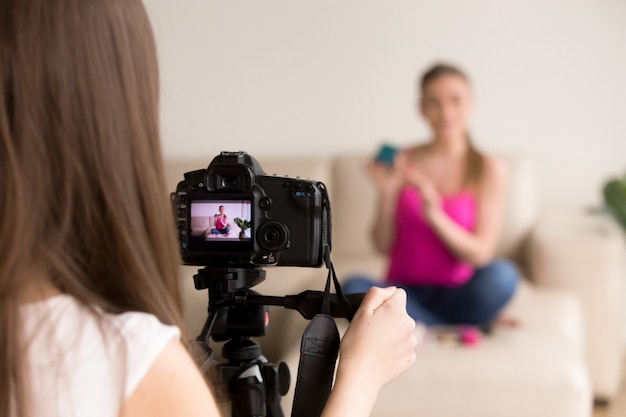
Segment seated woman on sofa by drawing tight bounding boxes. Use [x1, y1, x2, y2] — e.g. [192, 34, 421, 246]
[210, 205, 231, 236]
[344, 63, 520, 327]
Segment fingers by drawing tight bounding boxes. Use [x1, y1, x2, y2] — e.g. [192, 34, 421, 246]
[393, 152, 409, 169]
[402, 165, 429, 189]
[381, 287, 407, 309]
[358, 286, 398, 313]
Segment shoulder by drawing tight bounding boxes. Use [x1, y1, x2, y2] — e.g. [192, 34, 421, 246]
[119, 338, 220, 417]
[403, 143, 430, 157]
[105, 311, 182, 398]
[110, 310, 222, 416]
[477, 154, 508, 197]
[106, 312, 220, 416]
[482, 154, 508, 181]
[400, 143, 430, 166]
[21, 295, 188, 417]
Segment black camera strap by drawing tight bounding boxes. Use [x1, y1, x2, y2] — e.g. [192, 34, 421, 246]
[291, 261, 352, 417]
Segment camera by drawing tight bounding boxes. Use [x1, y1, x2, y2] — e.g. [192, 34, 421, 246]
[173, 151, 331, 267]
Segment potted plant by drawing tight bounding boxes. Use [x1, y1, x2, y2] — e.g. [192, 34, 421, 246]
[603, 173, 626, 231]
[234, 217, 252, 239]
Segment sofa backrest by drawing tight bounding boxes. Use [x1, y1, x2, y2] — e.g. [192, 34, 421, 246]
[497, 154, 538, 262]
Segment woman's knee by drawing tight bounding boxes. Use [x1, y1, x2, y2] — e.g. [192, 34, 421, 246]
[486, 259, 520, 298]
[475, 259, 520, 301]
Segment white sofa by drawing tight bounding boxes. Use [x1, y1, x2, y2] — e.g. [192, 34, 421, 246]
[165, 152, 625, 417]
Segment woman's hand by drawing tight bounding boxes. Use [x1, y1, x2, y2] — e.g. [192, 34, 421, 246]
[366, 159, 404, 197]
[396, 154, 442, 221]
[339, 286, 417, 391]
[322, 286, 417, 417]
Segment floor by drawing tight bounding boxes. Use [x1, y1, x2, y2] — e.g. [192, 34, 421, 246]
[593, 360, 626, 417]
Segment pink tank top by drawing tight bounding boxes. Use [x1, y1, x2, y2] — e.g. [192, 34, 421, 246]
[386, 187, 477, 287]
[216, 216, 227, 229]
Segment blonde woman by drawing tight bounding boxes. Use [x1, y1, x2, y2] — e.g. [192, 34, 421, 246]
[345, 63, 520, 327]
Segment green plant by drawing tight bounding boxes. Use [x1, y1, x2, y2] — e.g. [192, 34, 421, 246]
[234, 217, 252, 231]
[603, 174, 626, 231]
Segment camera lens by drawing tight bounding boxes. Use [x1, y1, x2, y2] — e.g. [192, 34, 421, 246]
[257, 220, 289, 252]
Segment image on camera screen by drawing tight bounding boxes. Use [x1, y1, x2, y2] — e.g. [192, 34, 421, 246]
[190, 200, 252, 241]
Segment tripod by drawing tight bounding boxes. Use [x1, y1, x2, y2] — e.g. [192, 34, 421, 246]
[192, 266, 365, 417]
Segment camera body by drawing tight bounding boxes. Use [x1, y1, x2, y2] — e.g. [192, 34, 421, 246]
[173, 151, 331, 267]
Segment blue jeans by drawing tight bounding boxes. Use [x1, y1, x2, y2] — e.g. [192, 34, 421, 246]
[342, 259, 520, 326]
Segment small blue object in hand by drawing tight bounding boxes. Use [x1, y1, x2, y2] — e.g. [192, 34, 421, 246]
[374, 143, 398, 166]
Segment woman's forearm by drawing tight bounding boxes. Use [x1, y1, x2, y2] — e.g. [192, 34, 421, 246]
[425, 158, 505, 267]
[321, 370, 379, 417]
[426, 210, 495, 266]
[371, 192, 398, 254]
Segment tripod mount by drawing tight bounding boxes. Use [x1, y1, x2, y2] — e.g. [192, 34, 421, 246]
[191, 266, 364, 417]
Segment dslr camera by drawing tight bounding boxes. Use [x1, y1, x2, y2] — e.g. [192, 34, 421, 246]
[173, 151, 331, 268]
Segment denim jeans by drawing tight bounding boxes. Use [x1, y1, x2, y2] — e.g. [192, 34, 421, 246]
[342, 259, 520, 326]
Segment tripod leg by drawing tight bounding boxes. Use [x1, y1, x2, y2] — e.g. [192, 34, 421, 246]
[263, 362, 289, 417]
[229, 365, 266, 417]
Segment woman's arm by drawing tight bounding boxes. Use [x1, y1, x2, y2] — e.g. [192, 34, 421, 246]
[371, 190, 399, 254]
[368, 157, 406, 254]
[322, 287, 417, 417]
[406, 156, 507, 267]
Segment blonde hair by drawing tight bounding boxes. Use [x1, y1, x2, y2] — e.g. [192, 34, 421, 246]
[0, 0, 186, 415]
[420, 63, 485, 189]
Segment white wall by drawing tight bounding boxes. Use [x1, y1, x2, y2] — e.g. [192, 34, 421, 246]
[145, 0, 626, 211]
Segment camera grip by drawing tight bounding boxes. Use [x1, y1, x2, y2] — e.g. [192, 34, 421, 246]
[283, 291, 365, 321]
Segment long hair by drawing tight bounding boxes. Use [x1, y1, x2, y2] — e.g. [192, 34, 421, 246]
[420, 63, 485, 189]
[0, 0, 186, 415]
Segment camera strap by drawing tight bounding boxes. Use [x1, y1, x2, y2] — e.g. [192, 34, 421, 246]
[291, 262, 352, 417]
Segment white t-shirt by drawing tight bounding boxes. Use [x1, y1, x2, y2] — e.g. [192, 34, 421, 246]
[20, 294, 180, 417]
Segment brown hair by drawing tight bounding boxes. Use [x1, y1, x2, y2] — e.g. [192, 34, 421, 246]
[0, 0, 186, 415]
[420, 63, 485, 189]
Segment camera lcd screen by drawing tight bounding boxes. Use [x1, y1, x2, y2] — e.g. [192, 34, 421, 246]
[188, 199, 253, 251]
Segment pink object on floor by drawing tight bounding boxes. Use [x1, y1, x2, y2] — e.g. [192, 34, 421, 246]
[459, 326, 481, 346]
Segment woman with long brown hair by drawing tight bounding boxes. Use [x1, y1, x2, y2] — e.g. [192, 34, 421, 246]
[0, 0, 416, 416]
[345, 63, 520, 327]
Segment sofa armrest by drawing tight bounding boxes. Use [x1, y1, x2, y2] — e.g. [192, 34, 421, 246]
[526, 211, 626, 399]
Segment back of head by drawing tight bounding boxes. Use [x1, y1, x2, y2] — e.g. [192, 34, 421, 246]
[0, 0, 184, 414]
